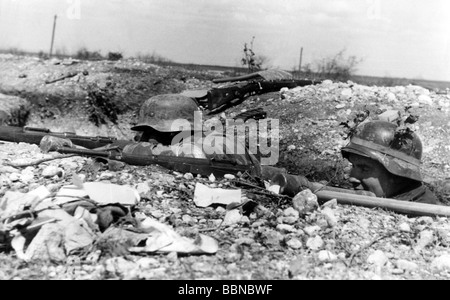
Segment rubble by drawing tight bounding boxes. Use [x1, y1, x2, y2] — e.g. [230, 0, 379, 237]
[1, 56, 450, 279]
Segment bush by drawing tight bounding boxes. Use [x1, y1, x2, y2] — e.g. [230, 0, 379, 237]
[75, 48, 104, 61]
[314, 49, 363, 82]
[108, 52, 123, 61]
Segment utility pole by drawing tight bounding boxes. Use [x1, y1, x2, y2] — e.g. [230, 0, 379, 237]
[299, 47, 303, 75]
[49, 14, 57, 57]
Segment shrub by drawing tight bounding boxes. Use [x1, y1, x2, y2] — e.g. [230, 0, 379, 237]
[108, 52, 123, 61]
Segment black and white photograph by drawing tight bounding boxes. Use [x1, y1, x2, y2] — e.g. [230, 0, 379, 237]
[0, 0, 450, 282]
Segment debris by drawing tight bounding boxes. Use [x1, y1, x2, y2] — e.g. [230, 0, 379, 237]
[21, 223, 67, 262]
[54, 182, 139, 206]
[193, 183, 241, 208]
[129, 217, 219, 255]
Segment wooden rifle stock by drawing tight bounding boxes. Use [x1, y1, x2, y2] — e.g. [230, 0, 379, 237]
[56, 147, 256, 178]
[315, 189, 450, 217]
[0, 125, 118, 149]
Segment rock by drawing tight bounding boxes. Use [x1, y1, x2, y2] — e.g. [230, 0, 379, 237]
[398, 222, 411, 233]
[341, 88, 353, 98]
[418, 95, 433, 106]
[304, 225, 321, 236]
[415, 230, 434, 252]
[287, 238, 302, 250]
[224, 174, 235, 180]
[287, 145, 296, 151]
[320, 207, 338, 227]
[135, 182, 151, 195]
[378, 110, 400, 123]
[209, 173, 216, 183]
[25, 223, 66, 262]
[367, 250, 389, 268]
[292, 189, 319, 215]
[183, 173, 194, 180]
[283, 207, 299, 218]
[318, 250, 337, 262]
[431, 254, 450, 271]
[416, 216, 433, 224]
[9, 173, 20, 182]
[223, 209, 242, 226]
[42, 166, 64, 178]
[386, 93, 397, 102]
[276, 224, 296, 233]
[396, 259, 418, 272]
[321, 199, 337, 209]
[306, 236, 324, 251]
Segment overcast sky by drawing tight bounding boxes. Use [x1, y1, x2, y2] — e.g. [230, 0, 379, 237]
[0, 0, 449, 81]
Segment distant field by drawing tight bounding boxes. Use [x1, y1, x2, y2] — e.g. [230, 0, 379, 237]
[1, 48, 449, 91]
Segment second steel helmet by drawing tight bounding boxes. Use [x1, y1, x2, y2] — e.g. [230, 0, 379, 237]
[341, 120, 423, 182]
[131, 94, 201, 132]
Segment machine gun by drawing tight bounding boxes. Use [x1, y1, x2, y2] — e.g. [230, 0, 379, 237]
[205, 79, 321, 112]
[0, 126, 118, 149]
[187, 69, 322, 113]
[56, 146, 258, 178]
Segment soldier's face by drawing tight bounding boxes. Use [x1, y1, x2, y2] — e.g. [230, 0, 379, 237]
[347, 154, 395, 198]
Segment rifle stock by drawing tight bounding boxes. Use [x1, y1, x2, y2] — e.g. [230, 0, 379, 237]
[0, 126, 118, 149]
[315, 189, 450, 217]
[207, 79, 322, 112]
[56, 147, 256, 178]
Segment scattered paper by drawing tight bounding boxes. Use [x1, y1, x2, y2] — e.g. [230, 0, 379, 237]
[193, 183, 241, 208]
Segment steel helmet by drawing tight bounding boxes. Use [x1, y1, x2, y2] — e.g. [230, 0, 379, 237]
[131, 94, 201, 132]
[341, 120, 423, 182]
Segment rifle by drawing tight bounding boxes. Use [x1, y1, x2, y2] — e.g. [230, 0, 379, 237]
[56, 147, 257, 178]
[203, 79, 322, 113]
[0, 126, 118, 149]
[315, 188, 450, 217]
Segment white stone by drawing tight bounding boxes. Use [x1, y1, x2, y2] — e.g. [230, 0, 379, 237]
[183, 173, 194, 180]
[318, 250, 338, 262]
[367, 250, 389, 267]
[287, 238, 302, 249]
[42, 166, 63, 178]
[396, 259, 418, 271]
[306, 236, 324, 251]
[224, 174, 236, 180]
[398, 222, 411, 233]
[276, 224, 296, 233]
[431, 254, 450, 270]
[283, 207, 300, 218]
[321, 207, 338, 227]
[304, 225, 321, 236]
[223, 209, 242, 226]
[418, 95, 433, 106]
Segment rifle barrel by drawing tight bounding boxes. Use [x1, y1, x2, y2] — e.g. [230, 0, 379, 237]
[315, 190, 450, 217]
